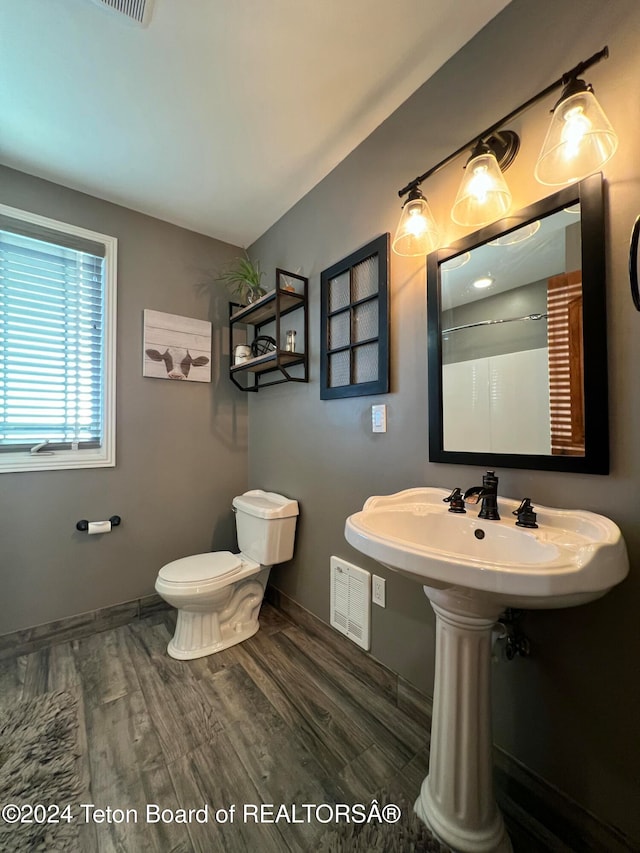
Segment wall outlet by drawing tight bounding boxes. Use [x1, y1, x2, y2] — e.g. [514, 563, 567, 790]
[372, 574, 386, 607]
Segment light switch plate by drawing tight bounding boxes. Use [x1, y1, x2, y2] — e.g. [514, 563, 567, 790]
[372, 404, 387, 433]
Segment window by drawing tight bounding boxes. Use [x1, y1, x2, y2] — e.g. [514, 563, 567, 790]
[0, 204, 117, 473]
[320, 233, 390, 399]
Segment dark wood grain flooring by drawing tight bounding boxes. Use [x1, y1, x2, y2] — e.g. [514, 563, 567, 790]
[1, 603, 555, 852]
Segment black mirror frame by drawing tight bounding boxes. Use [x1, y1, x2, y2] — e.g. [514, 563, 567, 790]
[427, 173, 609, 474]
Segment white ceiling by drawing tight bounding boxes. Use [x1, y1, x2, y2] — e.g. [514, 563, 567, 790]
[0, 0, 511, 247]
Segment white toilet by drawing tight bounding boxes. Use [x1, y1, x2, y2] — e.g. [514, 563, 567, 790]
[155, 490, 299, 660]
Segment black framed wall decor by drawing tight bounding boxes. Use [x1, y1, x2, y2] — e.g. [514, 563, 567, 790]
[320, 234, 390, 399]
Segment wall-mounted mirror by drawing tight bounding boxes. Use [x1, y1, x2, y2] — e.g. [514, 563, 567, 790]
[427, 173, 608, 473]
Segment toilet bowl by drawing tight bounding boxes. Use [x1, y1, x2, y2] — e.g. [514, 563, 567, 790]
[155, 490, 298, 659]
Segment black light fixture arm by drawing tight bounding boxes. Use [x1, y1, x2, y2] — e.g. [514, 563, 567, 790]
[397, 46, 610, 199]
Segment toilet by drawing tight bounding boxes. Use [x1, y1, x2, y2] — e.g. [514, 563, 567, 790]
[155, 490, 299, 659]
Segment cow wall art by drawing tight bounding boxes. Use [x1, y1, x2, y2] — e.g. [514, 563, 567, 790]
[143, 310, 212, 382]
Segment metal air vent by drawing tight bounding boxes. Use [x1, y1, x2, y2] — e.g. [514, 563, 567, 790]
[330, 557, 370, 650]
[90, 0, 155, 26]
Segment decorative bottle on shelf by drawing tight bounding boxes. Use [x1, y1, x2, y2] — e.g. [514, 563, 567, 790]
[285, 330, 297, 352]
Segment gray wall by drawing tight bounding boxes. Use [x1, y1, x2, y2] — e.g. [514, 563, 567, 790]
[0, 165, 248, 634]
[249, 0, 640, 839]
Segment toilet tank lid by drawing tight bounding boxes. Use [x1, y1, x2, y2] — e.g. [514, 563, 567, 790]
[233, 489, 299, 519]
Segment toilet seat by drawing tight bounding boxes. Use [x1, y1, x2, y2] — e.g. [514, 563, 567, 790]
[158, 551, 243, 584]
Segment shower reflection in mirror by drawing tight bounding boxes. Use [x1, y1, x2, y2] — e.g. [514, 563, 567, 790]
[440, 206, 584, 457]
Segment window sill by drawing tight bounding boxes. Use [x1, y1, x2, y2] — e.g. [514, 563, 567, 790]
[0, 449, 115, 474]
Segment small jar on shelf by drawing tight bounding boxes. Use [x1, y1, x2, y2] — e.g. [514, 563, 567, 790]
[285, 330, 297, 352]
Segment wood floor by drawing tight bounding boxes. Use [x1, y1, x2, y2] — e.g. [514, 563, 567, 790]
[0, 603, 551, 852]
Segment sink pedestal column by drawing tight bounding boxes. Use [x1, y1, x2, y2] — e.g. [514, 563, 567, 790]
[415, 588, 512, 853]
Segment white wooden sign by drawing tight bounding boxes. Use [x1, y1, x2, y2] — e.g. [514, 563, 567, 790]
[143, 310, 211, 382]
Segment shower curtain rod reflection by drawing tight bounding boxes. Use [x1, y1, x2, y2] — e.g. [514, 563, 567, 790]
[442, 312, 548, 334]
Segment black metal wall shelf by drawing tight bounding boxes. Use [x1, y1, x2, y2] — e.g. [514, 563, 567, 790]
[230, 350, 304, 375]
[230, 289, 305, 325]
[229, 269, 308, 392]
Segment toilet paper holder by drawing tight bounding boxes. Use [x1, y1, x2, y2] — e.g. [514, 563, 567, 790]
[76, 515, 121, 532]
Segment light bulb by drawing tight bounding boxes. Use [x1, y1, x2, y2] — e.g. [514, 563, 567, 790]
[467, 163, 495, 204]
[405, 203, 428, 237]
[561, 103, 592, 161]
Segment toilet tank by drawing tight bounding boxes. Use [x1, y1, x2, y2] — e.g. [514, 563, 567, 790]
[232, 490, 299, 565]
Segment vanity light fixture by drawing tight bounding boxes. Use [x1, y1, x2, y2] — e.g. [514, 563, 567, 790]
[451, 135, 518, 227]
[392, 186, 440, 256]
[393, 46, 615, 256]
[535, 77, 618, 185]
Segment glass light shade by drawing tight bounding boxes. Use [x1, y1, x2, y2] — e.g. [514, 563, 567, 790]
[535, 89, 618, 185]
[441, 251, 471, 271]
[450, 151, 512, 227]
[489, 220, 541, 246]
[392, 194, 440, 257]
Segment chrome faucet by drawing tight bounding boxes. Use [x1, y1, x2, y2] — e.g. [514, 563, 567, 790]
[463, 471, 500, 520]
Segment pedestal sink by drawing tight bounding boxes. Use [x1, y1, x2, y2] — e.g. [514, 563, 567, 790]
[345, 487, 628, 853]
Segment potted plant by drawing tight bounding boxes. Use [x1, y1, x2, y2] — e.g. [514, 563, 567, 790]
[217, 253, 267, 304]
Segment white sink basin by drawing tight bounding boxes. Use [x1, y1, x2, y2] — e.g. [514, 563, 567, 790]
[346, 487, 629, 853]
[345, 487, 628, 608]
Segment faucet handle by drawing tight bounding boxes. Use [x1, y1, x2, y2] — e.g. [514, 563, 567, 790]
[513, 498, 538, 529]
[443, 487, 466, 513]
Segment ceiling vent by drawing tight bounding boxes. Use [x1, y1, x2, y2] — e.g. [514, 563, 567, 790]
[90, 0, 155, 26]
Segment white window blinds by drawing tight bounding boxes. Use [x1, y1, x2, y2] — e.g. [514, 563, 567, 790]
[0, 225, 106, 451]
